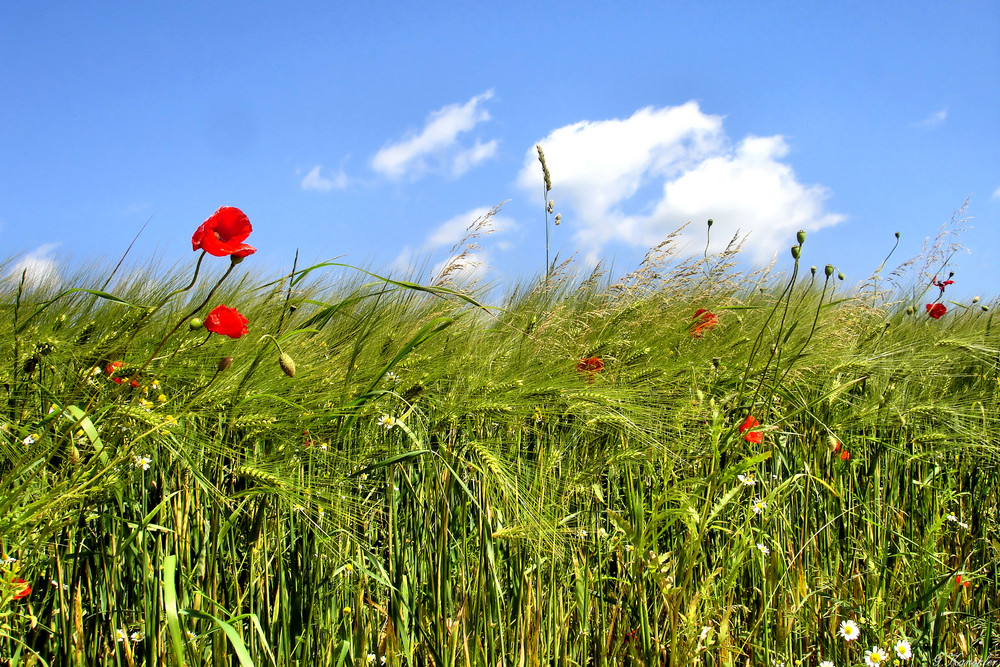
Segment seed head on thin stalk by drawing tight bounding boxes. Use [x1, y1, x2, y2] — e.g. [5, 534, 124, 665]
[537, 144, 555, 280]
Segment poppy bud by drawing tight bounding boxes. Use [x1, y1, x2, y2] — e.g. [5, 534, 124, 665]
[796, 230, 806, 245]
[982, 305, 990, 312]
[218, 356, 233, 372]
[791, 245, 801, 260]
[810, 266, 817, 276]
[894, 231, 900, 239]
[972, 296, 980, 303]
[279, 352, 296, 378]
[837, 272, 845, 281]
[707, 218, 714, 228]
[824, 265, 834, 278]
[189, 318, 204, 330]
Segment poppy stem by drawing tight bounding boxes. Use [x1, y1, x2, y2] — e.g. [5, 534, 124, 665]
[158, 250, 207, 307]
[260, 334, 285, 355]
[133, 260, 239, 380]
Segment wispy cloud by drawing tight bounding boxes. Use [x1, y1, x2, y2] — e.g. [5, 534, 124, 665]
[991, 186, 1000, 200]
[372, 90, 497, 180]
[910, 107, 948, 129]
[393, 205, 515, 281]
[517, 101, 845, 262]
[300, 165, 348, 192]
[9, 244, 61, 289]
[451, 138, 499, 177]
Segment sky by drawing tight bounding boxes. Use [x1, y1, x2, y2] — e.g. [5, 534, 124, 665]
[2, 2, 999, 300]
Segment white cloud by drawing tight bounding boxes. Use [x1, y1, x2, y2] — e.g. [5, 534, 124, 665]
[9, 244, 60, 289]
[371, 90, 497, 180]
[517, 102, 845, 262]
[991, 186, 1000, 200]
[301, 165, 348, 192]
[424, 206, 501, 249]
[429, 251, 491, 285]
[392, 206, 515, 278]
[910, 107, 948, 129]
[452, 139, 499, 177]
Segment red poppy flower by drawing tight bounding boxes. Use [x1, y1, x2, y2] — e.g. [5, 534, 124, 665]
[832, 441, 841, 452]
[840, 450, 850, 461]
[932, 275, 955, 294]
[105, 362, 140, 387]
[956, 575, 970, 588]
[576, 356, 604, 383]
[739, 415, 763, 444]
[204, 305, 249, 339]
[11, 577, 30, 600]
[926, 303, 947, 319]
[191, 207, 256, 258]
[691, 308, 719, 338]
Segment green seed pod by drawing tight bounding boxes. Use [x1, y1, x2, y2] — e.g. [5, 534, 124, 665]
[230, 254, 245, 265]
[279, 352, 296, 378]
[707, 218, 714, 228]
[791, 245, 801, 260]
[824, 265, 834, 278]
[189, 318, 204, 330]
[838, 271, 845, 281]
[218, 356, 233, 372]
[810, 266, 817, 276]
[894, 231, 900, 239]
[796, 230, 806, 245]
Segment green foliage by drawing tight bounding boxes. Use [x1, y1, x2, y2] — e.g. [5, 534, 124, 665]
[0, 233, 997, 666]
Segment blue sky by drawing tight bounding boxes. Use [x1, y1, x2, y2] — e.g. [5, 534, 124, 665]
[2, 2, 998, 299]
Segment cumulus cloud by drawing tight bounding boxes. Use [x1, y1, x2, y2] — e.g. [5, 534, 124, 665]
[910, 107, 948, 129]
[9, 244, 60, 289]
[372, 90, 497, 180]
[301, 165, 348, 192]
[517, 102, 845, 262]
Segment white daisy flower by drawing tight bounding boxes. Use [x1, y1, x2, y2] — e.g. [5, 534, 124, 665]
[893, 639, 912, 660]
[839, 619, 860, 642]
[377, 415, 397, 430]
[756, 543, 770, 555]
[752, 499, 767, 515]
[864, 645, 888, 666]
[738, 473, 756, 487]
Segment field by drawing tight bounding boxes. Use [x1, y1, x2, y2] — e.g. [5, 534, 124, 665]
[0, 208, 996, 666]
